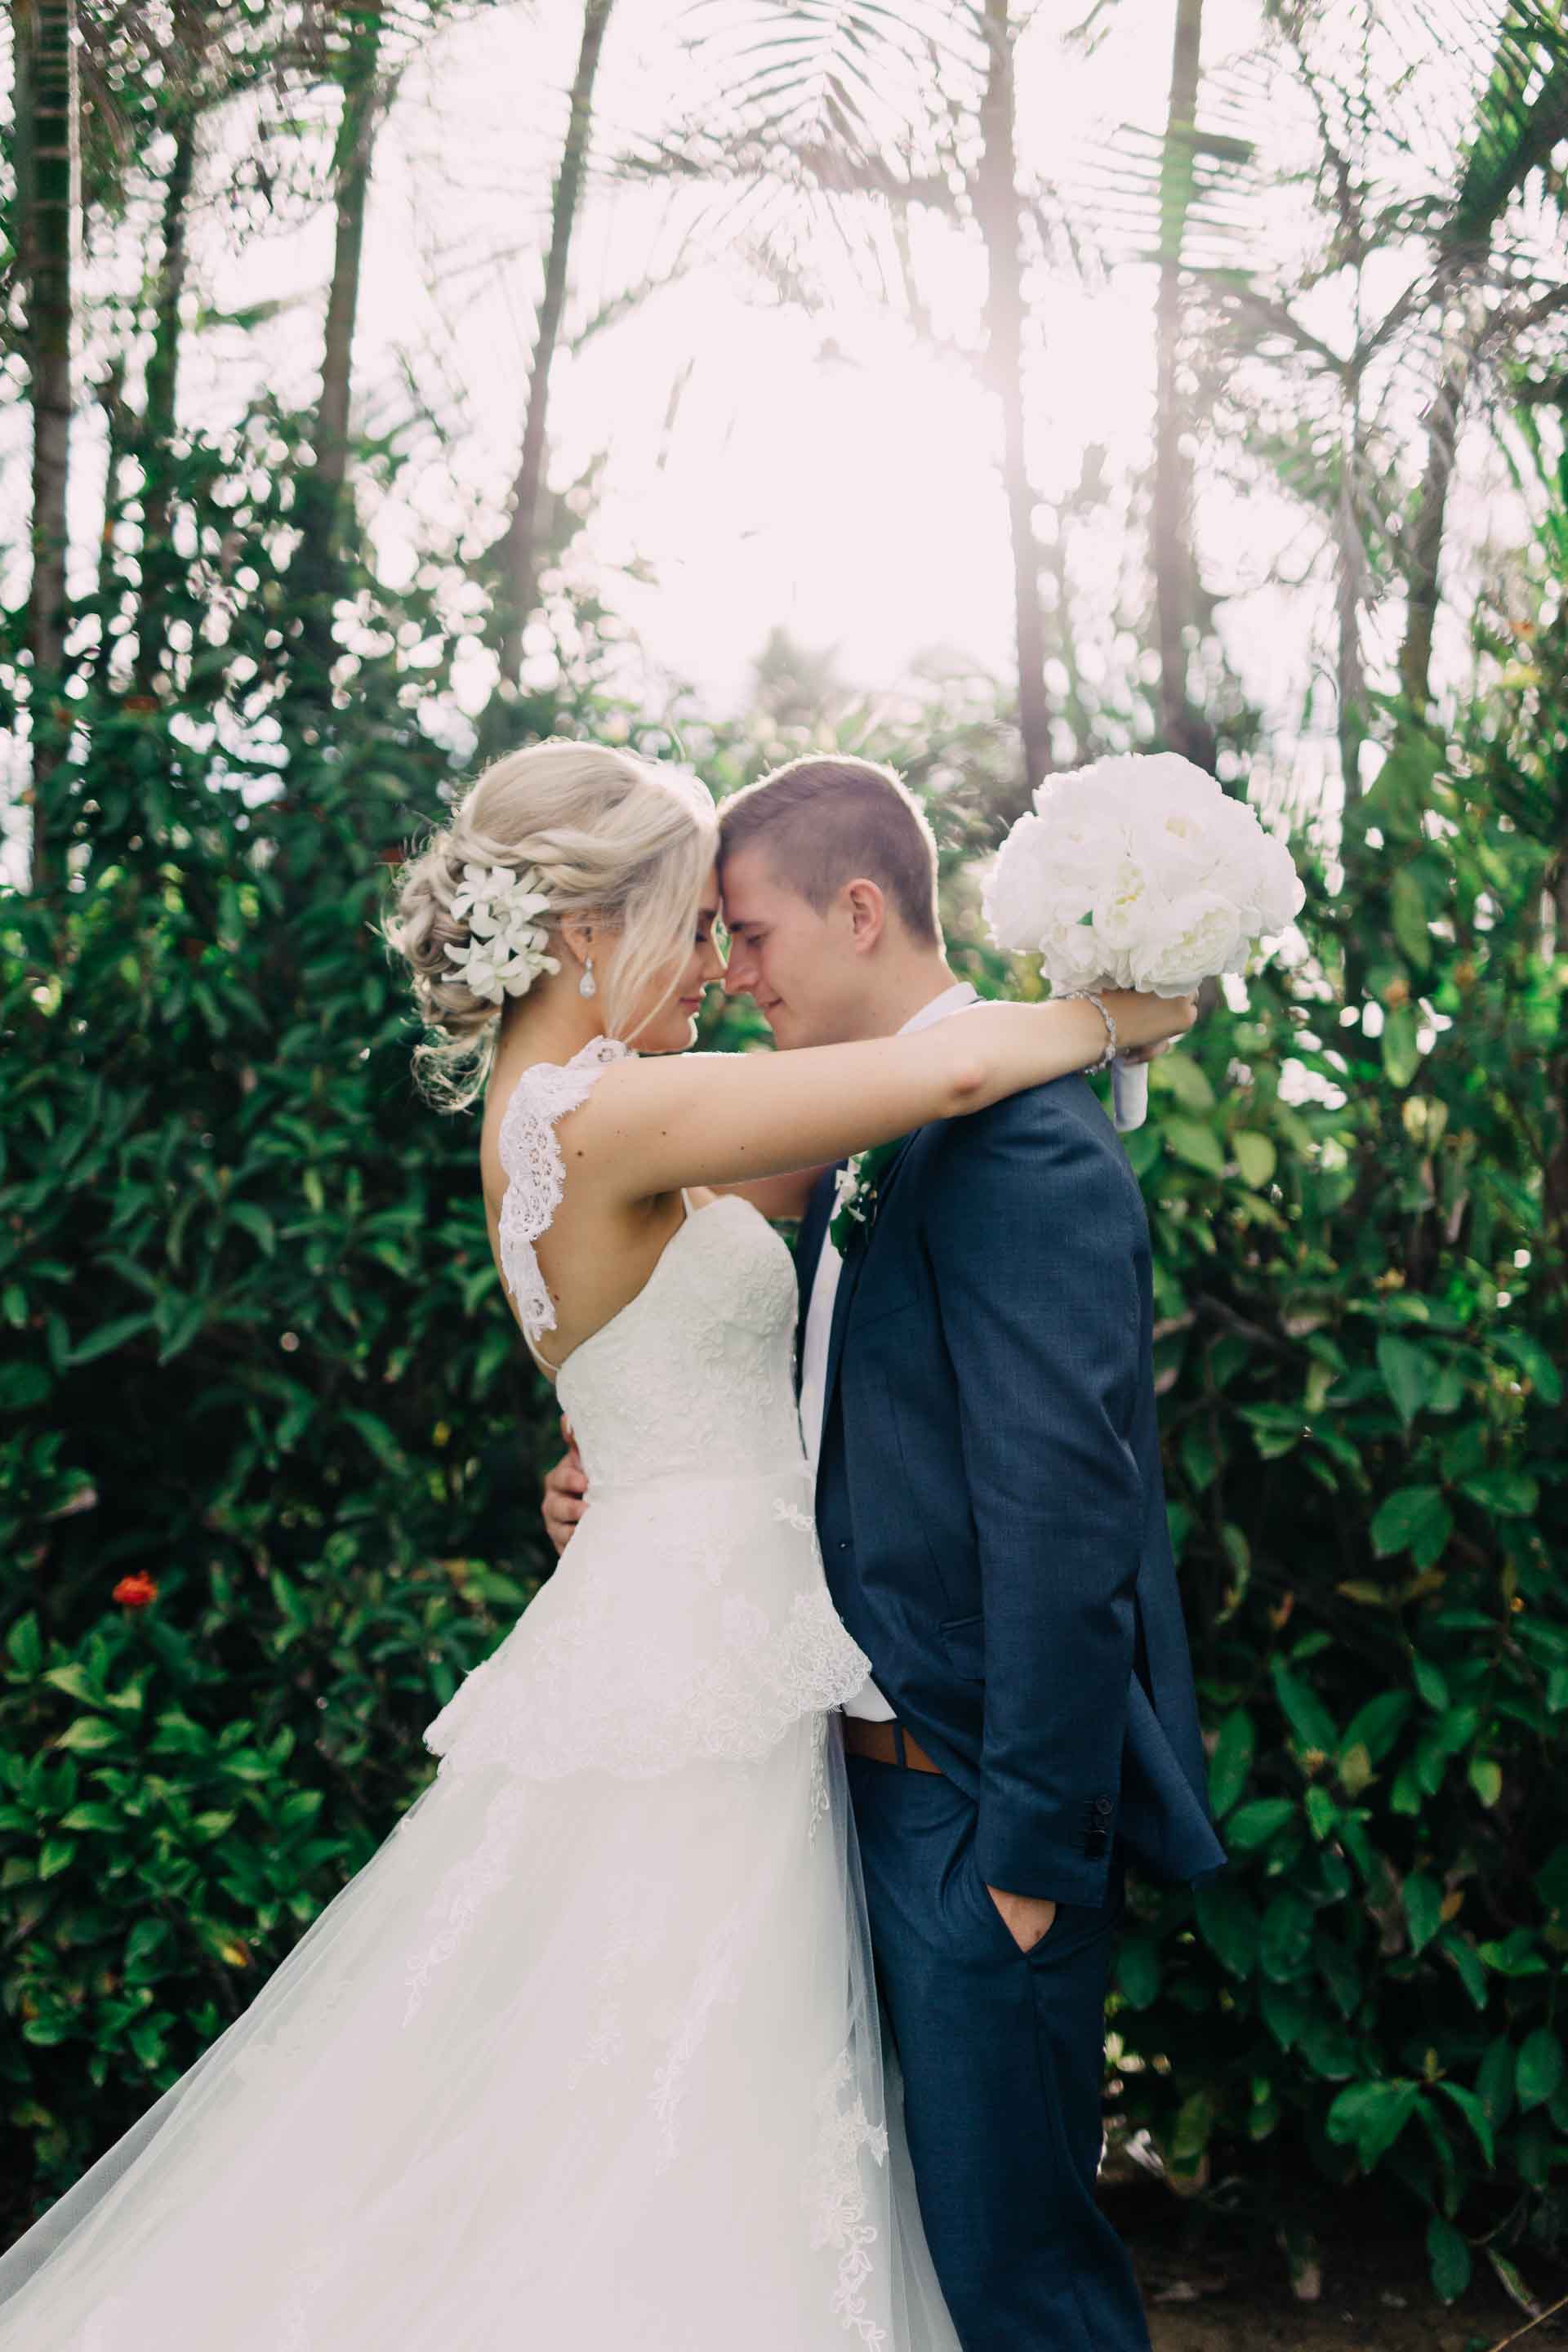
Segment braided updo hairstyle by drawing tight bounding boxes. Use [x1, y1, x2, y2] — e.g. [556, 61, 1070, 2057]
[381, 738, 718, 1110]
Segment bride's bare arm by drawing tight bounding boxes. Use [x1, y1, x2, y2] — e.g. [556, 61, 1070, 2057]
[572, 990, 1196, 1203]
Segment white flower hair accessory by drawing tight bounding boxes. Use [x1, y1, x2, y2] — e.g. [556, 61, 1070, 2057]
[443, 861, 561, 1005]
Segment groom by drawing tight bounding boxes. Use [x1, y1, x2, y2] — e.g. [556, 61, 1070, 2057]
[546, 754, 1227, 2350]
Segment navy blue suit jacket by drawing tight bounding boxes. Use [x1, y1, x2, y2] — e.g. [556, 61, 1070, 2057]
[802, 1071, 1227, 1906]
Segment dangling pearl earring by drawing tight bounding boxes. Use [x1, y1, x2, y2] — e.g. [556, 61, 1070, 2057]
[579, 956, 597, 1000]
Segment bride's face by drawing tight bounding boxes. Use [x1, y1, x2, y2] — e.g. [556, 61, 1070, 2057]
[626, 865, 727, 1054]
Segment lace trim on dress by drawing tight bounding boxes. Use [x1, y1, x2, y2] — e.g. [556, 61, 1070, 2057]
[806, 2046, 892, 2347]
[496, 1036, 633, 1341]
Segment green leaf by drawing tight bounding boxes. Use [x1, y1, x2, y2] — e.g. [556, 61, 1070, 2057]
[1436, 2082, 1495, 2167]
[1226, 1797, 1297, 1854]
[1193, 1881, 1260, 1979]
[57, 1803, 122, 1833]
[1233, 1131, 1276, 1189]
[1534, 1844, 1568, 1917]
[1370, 1485, 1452, 1564]
[227, 1202, 277, 1255]
[1390, 870, 1432, 970]
[1468, 1757, 1502, 1808]
[1325, 2078, 1422, 2168]
[1495, 1330, 1563, 1405]
[1438, 1928, 1494, 2003]
[1477, 2037, 1517, 2131]
[1341, 1690, 1413, 1762]
[51, 1717, 122, 1753]
[1376, 1334, 1437, 1427]
[1115, 1936, 1161, 2008]
[6, 1612, 42, 1676]
[1458, 1469, 1538, 1517]
[69, 1312, 155, 1366]
[1260, 1980, 1312, 2051]
[1427, 2215, 1472, 2304]
[1151, 1053, 1214, 1112]
[1271, 1659, 1339, 1753]
[1516, 2028, 1564, 2111]
[38, 1838, 77, 1880]
[1381, 1002, 1420, 1088]
[1402, 1873, 1443, 1955]
[1207, 1707, 1254, 1819]
[1486, 2248, 1540, 2316]
[0, 1360, 51, 1409]
[1259, 1891, 1314, 1980]
[1164, 1116, 1225, 1176]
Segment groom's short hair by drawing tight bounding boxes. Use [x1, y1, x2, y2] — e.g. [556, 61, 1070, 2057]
[717, 756, 941, 947]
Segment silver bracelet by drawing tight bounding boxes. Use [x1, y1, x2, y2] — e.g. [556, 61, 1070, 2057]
[1062, 989, 1117, 1073]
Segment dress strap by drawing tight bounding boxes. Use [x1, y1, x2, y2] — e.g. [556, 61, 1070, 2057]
[497, 1037, 633, 1359]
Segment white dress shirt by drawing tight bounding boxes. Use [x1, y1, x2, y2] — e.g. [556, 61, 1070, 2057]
[798, 979, 981, 1720]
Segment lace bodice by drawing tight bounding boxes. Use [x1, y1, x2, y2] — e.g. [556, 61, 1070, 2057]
[496, 1038, 808, 1490]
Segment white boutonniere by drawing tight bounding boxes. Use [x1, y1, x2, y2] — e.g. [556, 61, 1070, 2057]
[830, 1136, 909, 1254]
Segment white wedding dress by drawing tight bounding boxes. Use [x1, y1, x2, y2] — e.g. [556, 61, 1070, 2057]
[0, 1037, 959, 2352]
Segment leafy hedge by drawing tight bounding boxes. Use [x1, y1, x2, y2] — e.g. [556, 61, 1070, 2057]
[1101, 434, 1568, 2306]
[3, 410, 1566, 2306]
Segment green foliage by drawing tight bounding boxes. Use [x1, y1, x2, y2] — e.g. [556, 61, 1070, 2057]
[4, 395, 1567, 2309]
[1104, 437, 1568, 2296]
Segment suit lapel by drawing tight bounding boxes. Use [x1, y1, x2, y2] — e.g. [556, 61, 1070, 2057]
[820, 1124, 926, 1432]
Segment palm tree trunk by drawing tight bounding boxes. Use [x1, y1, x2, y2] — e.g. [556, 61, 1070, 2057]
[294, 0, 385, 694]
[974, 0, 1050, 815]
[490, 0, 615, 702]
[132, 113, 198, 695]
[1152, 0, 1218, 773]
[15, 0, 78, 895]
[1395, 346, 1470, 715]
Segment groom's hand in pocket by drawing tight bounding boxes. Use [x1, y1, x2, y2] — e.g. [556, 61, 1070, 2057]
[986, 1883, 1058, 1953]
[541, 1415, 588, 1556]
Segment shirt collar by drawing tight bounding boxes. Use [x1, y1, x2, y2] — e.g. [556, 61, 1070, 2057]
[897, 979, 980, 1036]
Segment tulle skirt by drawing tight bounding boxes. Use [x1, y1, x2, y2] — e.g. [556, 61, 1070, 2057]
[0, 1706, 959, 2350]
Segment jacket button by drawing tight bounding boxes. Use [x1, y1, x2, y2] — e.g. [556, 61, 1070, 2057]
[1093, 1796, 1113, 1816]
[836, 1539, 849, 1551]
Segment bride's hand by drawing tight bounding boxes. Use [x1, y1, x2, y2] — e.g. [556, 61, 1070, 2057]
[1098, 989, 1199, 1055]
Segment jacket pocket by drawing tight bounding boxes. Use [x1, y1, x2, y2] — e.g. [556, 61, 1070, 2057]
[938, 1611, 986, 1683]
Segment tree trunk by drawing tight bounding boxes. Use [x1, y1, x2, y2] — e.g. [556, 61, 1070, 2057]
[1396, 341, 1472, 715]
[489, 0, 615, 706]
[974, 0, 1051, 816]
[16, 0, 78, 895]
[132, 112, 198, 694]
[1152, 0, 1218, 773]
[294, 0, 385, 694]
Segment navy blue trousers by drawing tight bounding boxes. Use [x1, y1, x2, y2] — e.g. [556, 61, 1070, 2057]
[847, 1753, 1152, 2352]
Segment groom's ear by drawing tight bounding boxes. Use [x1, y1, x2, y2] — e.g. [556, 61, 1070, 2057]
[840, 877, 888, 955]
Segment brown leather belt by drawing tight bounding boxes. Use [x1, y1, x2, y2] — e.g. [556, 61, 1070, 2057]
[841, 1715, 943, 1775]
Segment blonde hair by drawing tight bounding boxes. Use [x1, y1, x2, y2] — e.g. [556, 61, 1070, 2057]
[380, 738, 718, 1110]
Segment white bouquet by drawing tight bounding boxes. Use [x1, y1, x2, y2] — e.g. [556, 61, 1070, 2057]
[982, 752, 1304, 1131]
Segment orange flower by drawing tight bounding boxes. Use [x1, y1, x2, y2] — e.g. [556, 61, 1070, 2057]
[112, 1572, 158, 1608]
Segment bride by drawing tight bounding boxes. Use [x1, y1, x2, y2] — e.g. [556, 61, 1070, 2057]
[0, 742, 1193, 2350]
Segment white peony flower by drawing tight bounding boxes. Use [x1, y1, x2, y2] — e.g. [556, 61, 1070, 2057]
[982, 813, 1058, 950]
[1128, 891, 1249, 995]
[1041, 917, 1113, 994]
